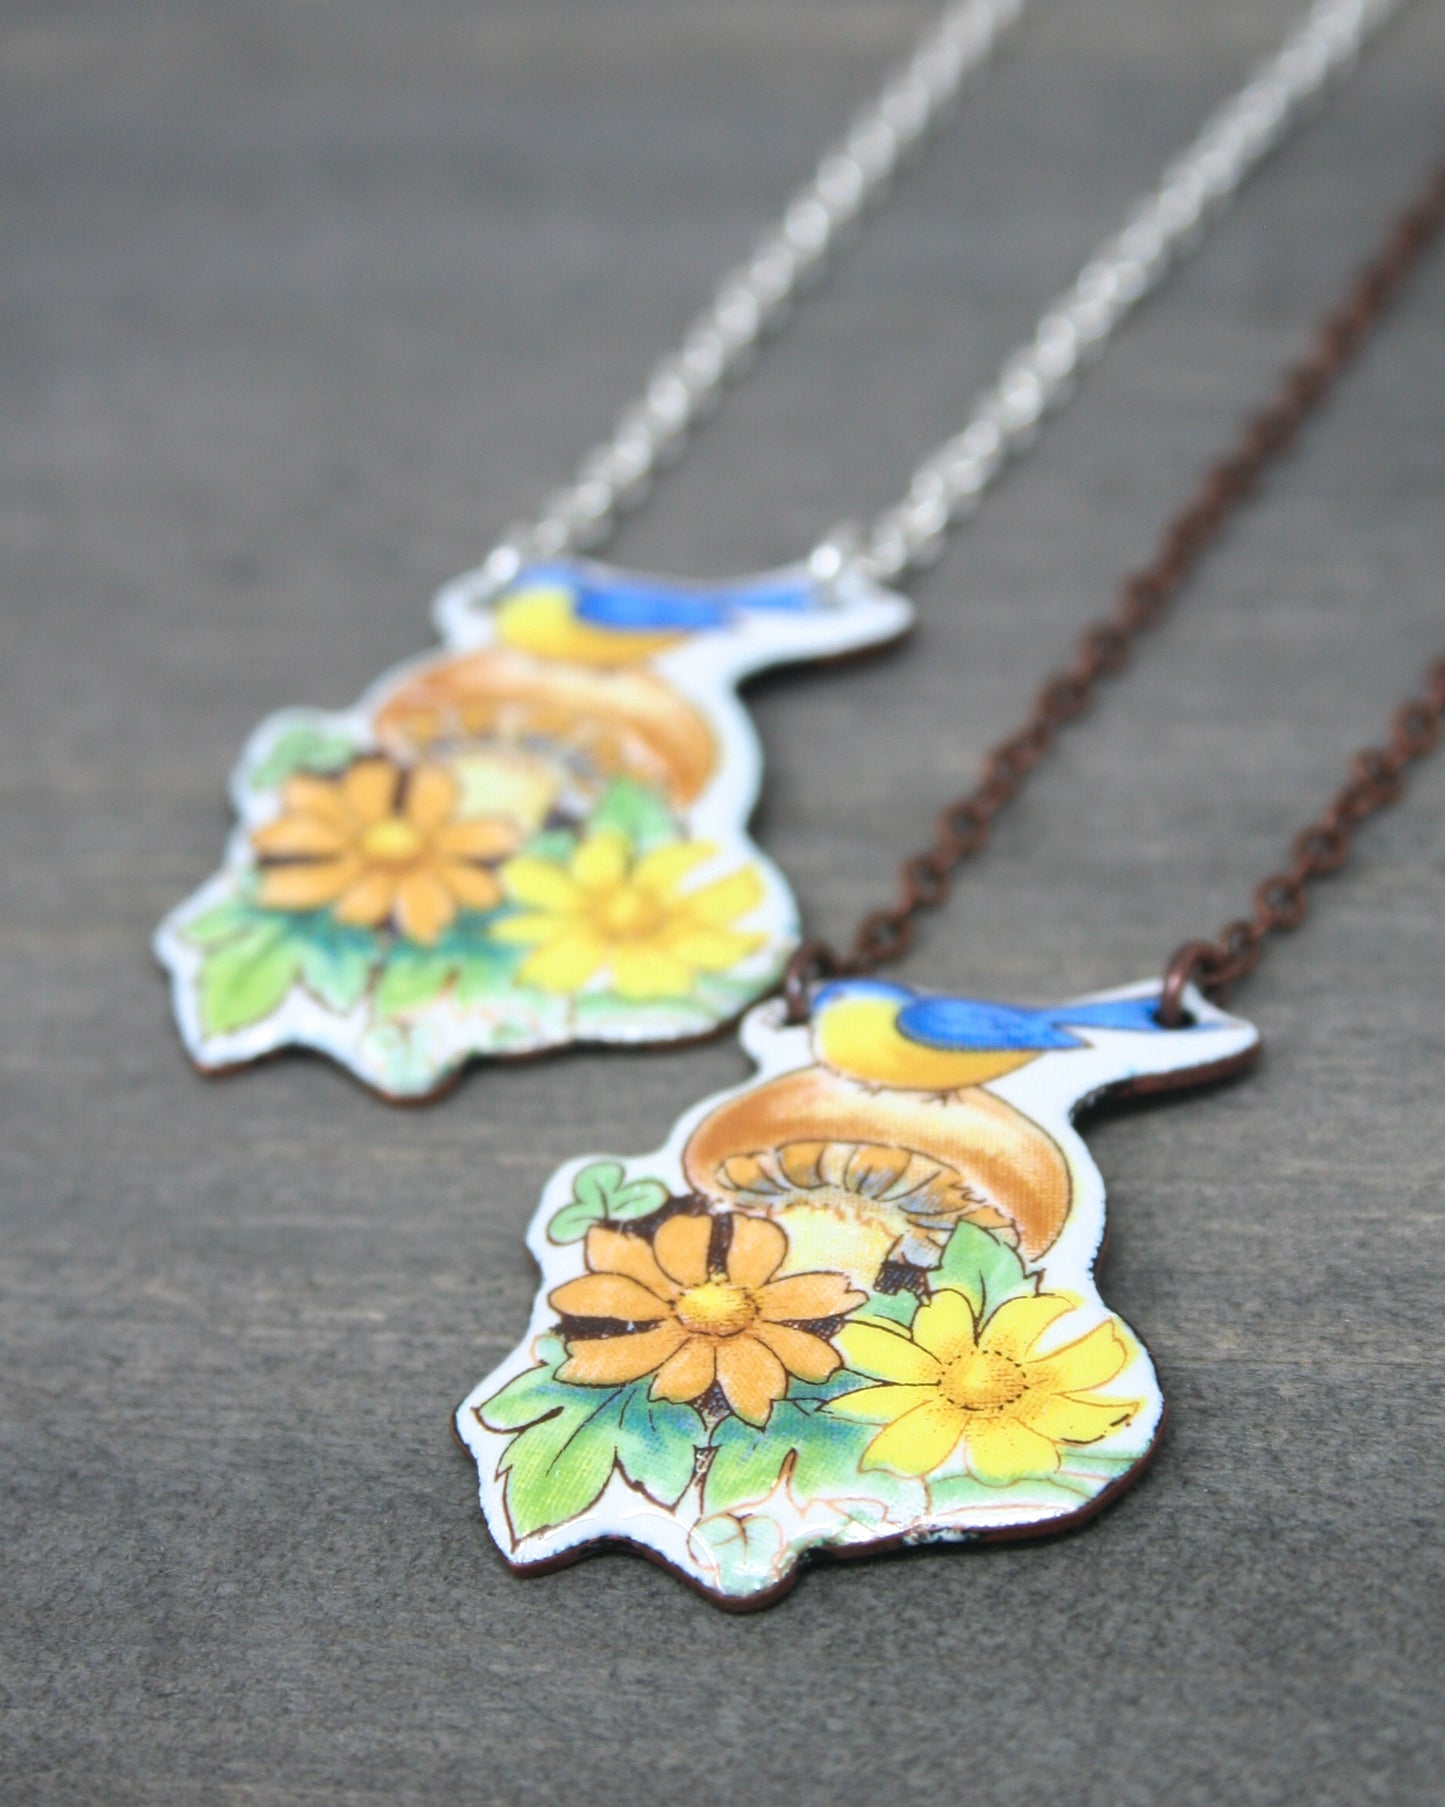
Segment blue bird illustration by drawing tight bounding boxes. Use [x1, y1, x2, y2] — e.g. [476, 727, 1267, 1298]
[494, 567, 815, 668]
[812, 980, 1179, 1092]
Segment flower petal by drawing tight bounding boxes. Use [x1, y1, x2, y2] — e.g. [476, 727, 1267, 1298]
[332, 869, 399, 927]
[650, 1337, 717, 1404]
[609, 946, 695, 1001]
[341, 759, 400, 824]
[836, 1320, 943, 1386]
[1023, 1392, 1141, 1446]
[252, 814, 351, 859]
[437, 860, 504, 914]
[661, 926, 762, 972]
[582, 1225, 677, 1300]
[520, 925, 610, 997]
[1027, 1321, 1131, 1396]
[863, 1397, 964, 1478]
[255, 858, 359, 913]
[404, 764, 460, 831]
[395, 870, 457, 946]
[980, 1292, 1077, 1362]
[558, 1321, 686, 1387]
[434, 818, 520, 862]
[964, 1418, 1061, 1487]
[911, 1289, 978, 1363]
[487, 912, 560, 946]
[632, 840, 714, 898]
[724, 1215, 786, 1288]
[501, 857, 585, 913]
[827, 1381, 937, 1424]
[751, 1322, 840, 1384]
[572, 829, 630, 894]
[653, 1213, 712, 1287]
[755, 1271, 863, 1324]
[279, 773, 355, 829]
[548, 1272, 673, 1322]
[675, 866, 764, 927]
[715, 1335, 788, 1427]
[518, 929, 607, 994]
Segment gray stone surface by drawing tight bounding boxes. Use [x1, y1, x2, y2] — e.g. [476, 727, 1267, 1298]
[3, 1, 1444, 1801]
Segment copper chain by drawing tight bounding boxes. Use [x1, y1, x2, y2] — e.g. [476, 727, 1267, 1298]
[784, 152, 1445, 1025]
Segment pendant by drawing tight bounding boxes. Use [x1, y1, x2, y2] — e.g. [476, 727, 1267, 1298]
[455, 977, 1258, 1607]
[154, 559, 910, 1099]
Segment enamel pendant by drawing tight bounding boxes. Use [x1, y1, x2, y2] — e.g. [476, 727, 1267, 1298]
[455, 977, 1258, 1606]
[155, 560, 910, 1099]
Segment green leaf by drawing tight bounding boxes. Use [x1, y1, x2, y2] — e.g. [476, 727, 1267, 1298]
[605, 1177, 670, 1222]
[373, 948, 456, 1016]
[297, 925, 382, 1014]
[249, 725, 357, 792]
[615, 1391, 705, 1507]
[198, 921, 301, 1035]
[932, 1221, 1034, 1318]
[589, 776, 677, 852]
[788, 1367, 868, 1406]
[478, 1337, 703, 1539]
[573, 992, 705, 1031]
[861, 1287, 920, 1329]
[927, 1470, 1092, 1514]
[689, 1511, 786, 1597]
[545, 1199, 606, 1245]
[544, 1162, 617, 1243]
[495, 1390, 627, 1542]
[705, 1409, 796, 1510]
[452, 939, 524, 1006]
[1061, 1449, 1141, 1482]
[519, 828, 577, 865]
[181, 896, 253, 949]
[546, 1161, 672, 1243]
[476, 1336, 572, 1431]
[574, 1161, 625, 1214]
[705, 1397, 919, 1520]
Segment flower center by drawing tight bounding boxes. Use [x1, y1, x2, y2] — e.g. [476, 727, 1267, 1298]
[674, 1280, 757, 1338]
[597, 884, 665, 939]
[939, 1349, 1029, 1415]
[361, 818, 424, 864]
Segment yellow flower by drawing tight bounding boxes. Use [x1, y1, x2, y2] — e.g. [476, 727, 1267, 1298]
[492, 828, 766, 1000]
[251, 758, 520, 944]
[549, 1212, 864, 1426]
[828, 1290, 1139, 1486]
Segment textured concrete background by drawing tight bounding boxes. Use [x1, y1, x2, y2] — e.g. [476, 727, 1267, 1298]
[3, 2, 1444, 1802]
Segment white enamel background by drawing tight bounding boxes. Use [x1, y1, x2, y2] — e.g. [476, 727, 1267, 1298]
[153, 559, 913, 1096]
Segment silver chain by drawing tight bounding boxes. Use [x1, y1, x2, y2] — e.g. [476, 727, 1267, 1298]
[455, 0, 1407, 612]
[835, 0, 1413, 583]
[457, 0, 1030, 607]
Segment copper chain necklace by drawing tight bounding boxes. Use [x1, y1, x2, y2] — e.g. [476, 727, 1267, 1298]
[787, 157, 1445, 1027]
[457, 153, 1445, 1608]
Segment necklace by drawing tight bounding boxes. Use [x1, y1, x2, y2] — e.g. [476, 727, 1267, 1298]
[153, 0, 1406, 1101]
[455, 154, 1445, 1608]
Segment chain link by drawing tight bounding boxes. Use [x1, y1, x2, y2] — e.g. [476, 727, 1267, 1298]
[846, 0, 1412, 582]
[784, 153, 1445, 1024]
[451, 0, 1409, 616]
[452, 0, 1030, 610]
[1158, 654, 1445, 1024]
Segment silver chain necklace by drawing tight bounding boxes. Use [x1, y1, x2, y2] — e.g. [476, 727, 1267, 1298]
[461, 0, 1408, 608]
[157, 0, 1410, 1104]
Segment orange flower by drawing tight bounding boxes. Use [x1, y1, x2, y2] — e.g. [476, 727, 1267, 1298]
[549, 1213, 865, 1426]
[252, 758, 519, 944]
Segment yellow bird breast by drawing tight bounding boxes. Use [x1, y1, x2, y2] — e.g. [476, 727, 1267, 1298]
[495, 586, 686, 667]
[814, 996, 1039, 1092]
